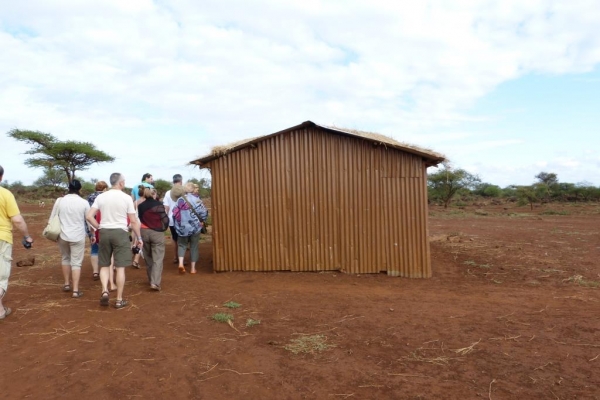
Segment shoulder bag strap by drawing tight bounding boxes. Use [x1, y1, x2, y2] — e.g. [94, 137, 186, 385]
[181, 195, 204, 222]
[50, 198, 62, 220]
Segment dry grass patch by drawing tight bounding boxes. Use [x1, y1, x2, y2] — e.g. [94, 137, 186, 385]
[563, 275, 599, 288]
[284, 334, 334, 354]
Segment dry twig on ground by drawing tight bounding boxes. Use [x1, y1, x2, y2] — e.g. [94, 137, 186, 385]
[453, 339, 482, 355]
[489, 379, 496, 400]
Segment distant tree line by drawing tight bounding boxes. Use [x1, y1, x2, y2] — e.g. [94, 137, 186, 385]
[428, 165, 600, 209]
[4, 128, 595, 208]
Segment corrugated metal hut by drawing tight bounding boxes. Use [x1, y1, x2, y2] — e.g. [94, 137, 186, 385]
[190, 121, 445, 277]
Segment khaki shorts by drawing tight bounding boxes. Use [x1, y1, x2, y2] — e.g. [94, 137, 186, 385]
[58, 238, 86, 269]
[0, 240, 13, 292]
[98, 228, 132, 268]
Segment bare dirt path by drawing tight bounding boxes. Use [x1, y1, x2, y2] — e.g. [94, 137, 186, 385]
[1, 203, 599, 399]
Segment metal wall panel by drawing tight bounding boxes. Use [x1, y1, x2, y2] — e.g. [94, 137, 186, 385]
[207, 127, 432, 277]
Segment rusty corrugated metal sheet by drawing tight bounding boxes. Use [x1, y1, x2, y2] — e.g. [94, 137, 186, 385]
[207, 126, 432, 277]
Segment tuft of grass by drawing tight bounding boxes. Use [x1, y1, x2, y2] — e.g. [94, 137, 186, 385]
[563, 275, 599, 288]
[223, 301, 241, 309]
[579, 280, 600, 288]
[448, 211, 465, 215]
[246, 318, 261, 327]
[212, 313, 234, 323]
[540, 210, 569, 216]
[284, 335, 334, 354]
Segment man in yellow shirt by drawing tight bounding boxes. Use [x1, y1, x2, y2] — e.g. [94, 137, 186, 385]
[0, 165, 34, 319]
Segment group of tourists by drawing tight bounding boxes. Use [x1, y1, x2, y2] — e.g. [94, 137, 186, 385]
[0, 165, 208, 316]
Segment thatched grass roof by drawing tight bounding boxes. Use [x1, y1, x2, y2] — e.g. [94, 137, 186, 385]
[190, 121, 445, 166]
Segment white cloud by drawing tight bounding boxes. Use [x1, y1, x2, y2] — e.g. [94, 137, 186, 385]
[1, 0, 599, 185]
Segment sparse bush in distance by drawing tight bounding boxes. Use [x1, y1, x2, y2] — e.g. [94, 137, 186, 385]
[540, 210, 569, 216]
[427, 164, 481, 208]
[153, 179, 171, 201]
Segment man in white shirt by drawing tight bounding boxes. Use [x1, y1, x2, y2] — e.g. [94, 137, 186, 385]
[163, 174, 182, 264]
[51, 179, 95, 298]
[86, 173, 142, 309]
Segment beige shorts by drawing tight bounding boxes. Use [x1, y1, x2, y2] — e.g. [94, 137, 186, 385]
[0, 240, 12, 292]
[58, 238, 86, 269]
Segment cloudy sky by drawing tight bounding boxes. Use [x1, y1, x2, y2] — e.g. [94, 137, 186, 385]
[1, 0, 599, 188]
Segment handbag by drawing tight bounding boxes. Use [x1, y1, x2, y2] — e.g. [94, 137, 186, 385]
[181, 195, 208, 234]
[42, 198, 62, 241]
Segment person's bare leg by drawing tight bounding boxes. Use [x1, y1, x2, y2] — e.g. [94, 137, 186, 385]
[72, 268, 81, 293]
[133, 252, 141, 268]
[99, 266, 109, 293]
[91, 255, 99, 275]
[178, 256, 185, 273]
[115, 267, 126, 300]
[109, 256, 116, 291]
[61, 264, 71, 288]
[177, 237, 187, 273]
[109, 267, 115, 291]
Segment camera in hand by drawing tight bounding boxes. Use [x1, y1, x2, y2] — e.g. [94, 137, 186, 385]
[131, 246, 141, 255]
[22, 238, 32, 249]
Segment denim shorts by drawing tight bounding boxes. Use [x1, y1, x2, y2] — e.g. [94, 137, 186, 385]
[91, 242, 99, 256]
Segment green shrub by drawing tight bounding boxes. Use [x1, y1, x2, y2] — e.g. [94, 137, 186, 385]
[212, 313, 234, 323]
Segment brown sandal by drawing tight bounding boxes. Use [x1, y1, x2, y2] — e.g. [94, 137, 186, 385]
[114, 299, 129, 309]
[100, 291, 109, 306]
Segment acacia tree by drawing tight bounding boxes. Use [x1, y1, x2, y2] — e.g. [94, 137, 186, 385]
[535, 172, 558, 186]
[33, 167, 67, 188]
[7, 129, 115, 183]
[516, 184, 548, 210]
[534, 171, 559, 201]
[427, 164, 481, 208]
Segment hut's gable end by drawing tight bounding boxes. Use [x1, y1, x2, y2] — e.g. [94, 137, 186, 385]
[208, 126, 432, 277]
[190, 120, 445, 167]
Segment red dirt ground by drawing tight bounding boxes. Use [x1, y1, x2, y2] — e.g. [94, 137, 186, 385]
[1, 202, 599, 399]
